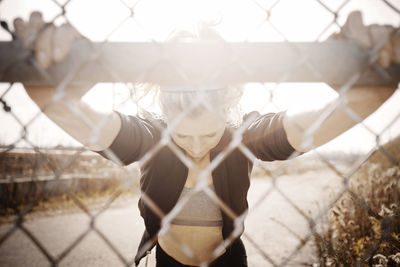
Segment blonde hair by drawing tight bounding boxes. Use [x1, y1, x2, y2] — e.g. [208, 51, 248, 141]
[159, 85, 243, 126]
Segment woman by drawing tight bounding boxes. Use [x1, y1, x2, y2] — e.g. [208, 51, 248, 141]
[13, 11, 399, 266]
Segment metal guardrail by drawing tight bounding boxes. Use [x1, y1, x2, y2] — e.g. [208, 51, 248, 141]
[1, 40, 400, 87]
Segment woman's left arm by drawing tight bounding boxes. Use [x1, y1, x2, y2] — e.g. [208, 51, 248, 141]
[282, 11, 399, 152]
[283, 85, 397, 152]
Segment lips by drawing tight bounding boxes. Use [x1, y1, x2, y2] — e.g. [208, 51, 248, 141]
[188, 151, 206, 159]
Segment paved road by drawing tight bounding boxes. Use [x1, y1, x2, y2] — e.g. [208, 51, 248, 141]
[0, 170, 342, 267]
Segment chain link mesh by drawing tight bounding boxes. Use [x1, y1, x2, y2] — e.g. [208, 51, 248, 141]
[1, 0, 399, 266]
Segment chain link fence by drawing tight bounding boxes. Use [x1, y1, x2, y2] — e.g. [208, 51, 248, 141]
[0, 0, 399, 266]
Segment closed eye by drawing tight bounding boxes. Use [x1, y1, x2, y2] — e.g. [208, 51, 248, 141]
[175, 133, 216, 138]
[204, 133, 216, 138]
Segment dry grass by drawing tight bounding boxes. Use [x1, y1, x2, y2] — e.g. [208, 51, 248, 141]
[0, 186, 137, 224]
[0, 150, 140, 221]
[313, 136, 400, 266]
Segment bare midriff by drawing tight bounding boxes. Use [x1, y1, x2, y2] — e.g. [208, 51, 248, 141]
[157, 153, 226, 266]
[158, 224, 225, 266]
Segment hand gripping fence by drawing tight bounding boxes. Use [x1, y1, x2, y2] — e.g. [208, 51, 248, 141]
[0, 0, 400, 266]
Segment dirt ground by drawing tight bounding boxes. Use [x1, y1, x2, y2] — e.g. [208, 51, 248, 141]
[0, 169, 343, 267]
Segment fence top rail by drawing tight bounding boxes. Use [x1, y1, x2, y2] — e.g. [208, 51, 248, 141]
[1, 40, 399, 87]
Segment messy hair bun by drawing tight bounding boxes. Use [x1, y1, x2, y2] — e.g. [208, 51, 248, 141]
[136, 21, 244, 126]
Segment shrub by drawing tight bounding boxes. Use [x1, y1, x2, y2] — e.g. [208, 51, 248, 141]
[314, 164, 400, 266]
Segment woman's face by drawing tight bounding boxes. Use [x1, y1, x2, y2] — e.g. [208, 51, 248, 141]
[168, 111, 226, 162]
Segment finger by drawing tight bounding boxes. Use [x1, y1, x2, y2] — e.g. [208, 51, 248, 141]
[29, 11, 44, 33]
[327, 31, 345, 40]
[369, 25, 392, 46]
[343, 11, 371, 48]
[377, 48, 392, 68]
[14, 14, 43, 48]
[370, 25, 393, 67]
[34, 24, 56, 68]
[53, 23, 82, 62]
[13, 17, 28, 41]
[392, 30, 400, 64]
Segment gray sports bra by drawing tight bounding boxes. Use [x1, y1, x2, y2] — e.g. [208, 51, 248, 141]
[171, 185, 223, 227]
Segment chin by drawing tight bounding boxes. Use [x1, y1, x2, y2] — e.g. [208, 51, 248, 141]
[189, 153, 207, 160]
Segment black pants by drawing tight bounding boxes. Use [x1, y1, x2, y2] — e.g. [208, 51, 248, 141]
[155, 239, 247, 267]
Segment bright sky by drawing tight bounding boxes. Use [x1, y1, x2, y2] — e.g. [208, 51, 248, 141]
[0, 0, 400, 153]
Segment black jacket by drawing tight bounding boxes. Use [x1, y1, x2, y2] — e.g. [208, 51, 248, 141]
[99, 111, 295, 266]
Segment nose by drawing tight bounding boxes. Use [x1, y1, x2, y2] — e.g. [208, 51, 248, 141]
[190, 138, 203, 155]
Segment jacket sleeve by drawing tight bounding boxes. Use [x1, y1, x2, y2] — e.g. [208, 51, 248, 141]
[242, 111, 296, 161]
[97, 112, 161, 166]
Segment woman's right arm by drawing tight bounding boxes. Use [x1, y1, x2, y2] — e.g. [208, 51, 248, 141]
[16, 12, 121, 151]
[25, 85, 121, 151]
